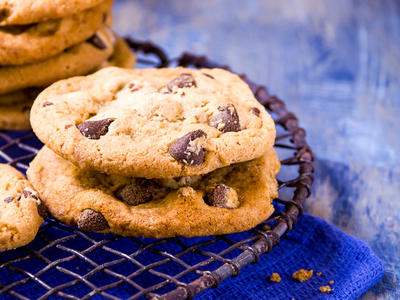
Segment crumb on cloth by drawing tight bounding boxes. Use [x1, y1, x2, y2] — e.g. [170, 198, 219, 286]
[292, 269, 313, 282]
[319, 285, 332, 293]
[270, 273, 281, 282]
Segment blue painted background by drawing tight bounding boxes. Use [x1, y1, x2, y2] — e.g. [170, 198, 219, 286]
[113, 1, 400, 298]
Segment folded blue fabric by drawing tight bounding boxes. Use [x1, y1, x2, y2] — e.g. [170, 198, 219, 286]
[199, 214, 384, 300]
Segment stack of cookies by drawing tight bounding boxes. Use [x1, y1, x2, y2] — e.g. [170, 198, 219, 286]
[0, 0, 135, 131]
[27, 67, 280, 238]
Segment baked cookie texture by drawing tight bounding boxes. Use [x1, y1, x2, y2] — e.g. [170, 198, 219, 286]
[0, 100, 32, 130]
[0, 25, 115, 94]
[27, 146, 279, 238]
[0, 0, 113, 65]
[0, 164, 45, 251]
[30, 67, 276, 178]
[0, 37, 134, 131]
[0, 0, 104, 26]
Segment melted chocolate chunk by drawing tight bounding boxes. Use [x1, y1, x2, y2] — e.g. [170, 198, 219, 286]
[22, 189, 32, 198]
[37, 202, 48, 219]
[115, 179, 157, 206]
[77, 209, 109, 231]
[209, 103, 241, 133]
[0, 8, 10, 23]
[250, 107, 260, 117]
[77, 118, 114, 139]
[4, 196, 14, 203]
[205, 184, 239, 209]
[42, 101, 54, 107]
[168, 130, 207, 165]
[87, 33, 107, 49]
[167, 73, 197, 92]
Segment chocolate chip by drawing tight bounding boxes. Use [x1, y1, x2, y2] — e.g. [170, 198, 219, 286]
[37, 202, 48, 219]
[115, 179, 157, 206]
[65, 124, 73, 129]
[22, 189, 40, 201]
[167, 73, 197, 92]
[42, 101, 54, 107]
[209, 103, 241, 133]
[87, 33, 107, 49]
[127, 82, 140, 92]
[4, 196, 14, 203]
[205, 184, 239, 209]
[77, 209, 109, 232]
[16, 195, 21, 201]
[0, 8, 10, 23]
[168, 130, 207, 165]
[203, 73, 214, 79]
[250, 107, 260, 117]
[22, 190, 32, 198]
[77, 118, 114, 139]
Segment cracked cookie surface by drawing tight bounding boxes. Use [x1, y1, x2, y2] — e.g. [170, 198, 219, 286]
[0, 164, 45, 251]
[30, 67, 276, 178]
[0, 0, 112, 65]
[27, 146, 279, 238]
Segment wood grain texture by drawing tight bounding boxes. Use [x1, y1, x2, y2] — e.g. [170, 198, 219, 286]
[113, 0, 400, 298]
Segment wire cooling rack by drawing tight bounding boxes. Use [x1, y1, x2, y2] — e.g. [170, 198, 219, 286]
[0, 39, 314, 299]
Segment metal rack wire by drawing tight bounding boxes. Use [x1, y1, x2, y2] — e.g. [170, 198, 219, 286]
[0, 39, 314, 300]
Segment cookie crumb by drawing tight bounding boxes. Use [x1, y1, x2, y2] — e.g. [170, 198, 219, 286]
[316, 272, 322, 276]
[319, 285, 332, 293]
[329, 280, 334, 284]
[292, 269, 313, 282]
[270, 273, 281, 282]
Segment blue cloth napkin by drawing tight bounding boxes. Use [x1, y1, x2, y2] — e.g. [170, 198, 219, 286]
[199, 214, 384, 300]
[0, 213, 383, 300]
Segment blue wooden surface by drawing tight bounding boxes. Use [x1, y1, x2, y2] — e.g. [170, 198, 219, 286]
[113, 1, 399, 298]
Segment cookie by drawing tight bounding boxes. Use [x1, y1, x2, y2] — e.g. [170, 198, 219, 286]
[0, 88, 40, 105]
[0, 100, 32, 130]
[0, 0, 112, 66]
[0, 25, 115, 94]
[0, 88, 40, 130]
[0, 164, 45, 251]
[98, 36, 136, 69]
[30, 67, 276, 178]
[27, 146, 279, 237]
[0, 0, 104, 26]
[0, 38, 131, 131]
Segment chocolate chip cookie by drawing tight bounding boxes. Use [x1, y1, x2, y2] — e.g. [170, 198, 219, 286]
[0, 0, 104, 26]
[30, 67, 276, 178]
[0, 164, 46, 251]
[27, 146, 279, 237]
[0, 0, 112, 65]
[0, 25, 115, 94]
